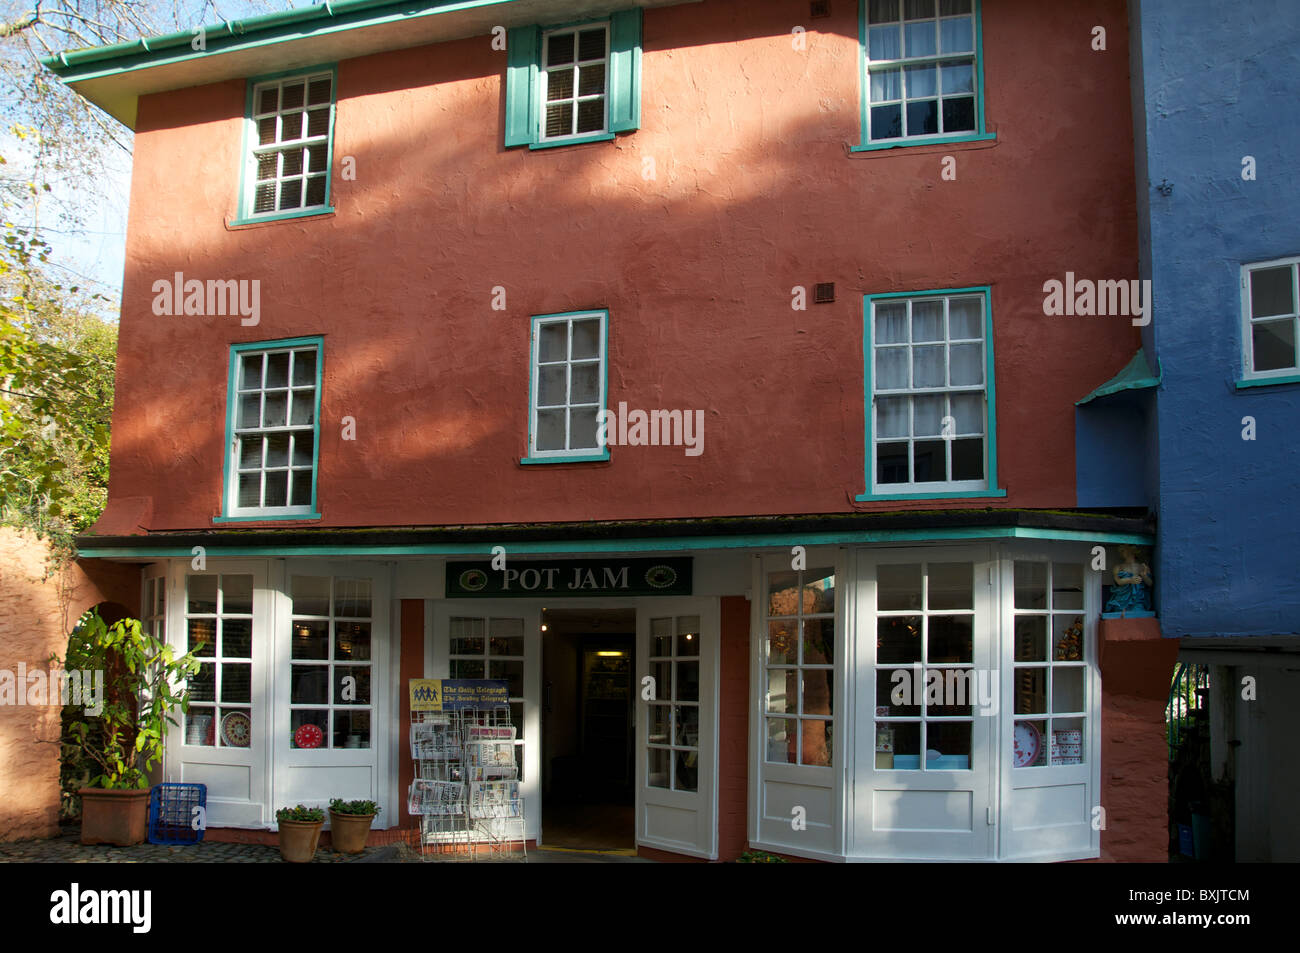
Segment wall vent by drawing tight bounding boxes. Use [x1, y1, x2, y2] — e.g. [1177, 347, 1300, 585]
[814, 282, 836, 304]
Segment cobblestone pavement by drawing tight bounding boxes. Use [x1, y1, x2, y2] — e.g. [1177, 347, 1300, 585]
[0, 829, 383, 863]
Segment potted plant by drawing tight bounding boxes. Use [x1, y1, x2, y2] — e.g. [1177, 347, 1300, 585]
[328, 797, 380, 854]
[57, 611, 202, 846]
[277, 804, 325, 862]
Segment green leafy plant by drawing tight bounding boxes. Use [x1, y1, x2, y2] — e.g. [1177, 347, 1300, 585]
[277, 804, 325, 823]
[329, 798, 381, 817]
[736, 850, 787, 863]
[55, 610, 202, 790]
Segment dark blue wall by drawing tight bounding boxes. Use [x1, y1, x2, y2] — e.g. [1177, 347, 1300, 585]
[1131, 0, 1300, 637]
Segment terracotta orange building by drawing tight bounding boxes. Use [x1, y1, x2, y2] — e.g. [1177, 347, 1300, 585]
[45, 0, 1173, 861]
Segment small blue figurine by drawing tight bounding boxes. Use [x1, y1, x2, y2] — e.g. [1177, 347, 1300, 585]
[1104, 544, 1153, 614]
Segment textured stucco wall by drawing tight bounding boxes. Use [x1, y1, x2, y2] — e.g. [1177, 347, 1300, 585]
[0, 528, 140, 841]
[107, 0, 1141, 532]
[1133, 0, 1300, 637]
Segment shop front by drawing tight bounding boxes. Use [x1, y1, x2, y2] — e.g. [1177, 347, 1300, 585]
[113, 517, 1150, 861]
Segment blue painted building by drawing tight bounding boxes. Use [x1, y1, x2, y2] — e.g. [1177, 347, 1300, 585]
[1126, 0, 1300, 861]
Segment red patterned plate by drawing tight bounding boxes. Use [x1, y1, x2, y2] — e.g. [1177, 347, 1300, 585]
[294, 723, 324, 749]
[1013, 721, 1041, 768]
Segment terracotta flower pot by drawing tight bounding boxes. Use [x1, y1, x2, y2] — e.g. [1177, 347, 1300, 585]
[329, 811, 375, 854]
[278, 819, 324, 863]
[80, 787, 151, 846]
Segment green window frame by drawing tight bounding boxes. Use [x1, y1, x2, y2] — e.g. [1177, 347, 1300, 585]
[235, 66, 337, 225]
[219, 336, 324, 522]
[505, 10, 642, 150]
[858, 286, 1005, 501]
[853, 0, 994, 152]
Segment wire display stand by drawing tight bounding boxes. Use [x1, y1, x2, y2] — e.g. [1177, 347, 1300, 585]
[408, 702, 525, 862]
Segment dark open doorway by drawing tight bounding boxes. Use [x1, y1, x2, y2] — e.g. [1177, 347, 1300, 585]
[541, 608, 635, 850]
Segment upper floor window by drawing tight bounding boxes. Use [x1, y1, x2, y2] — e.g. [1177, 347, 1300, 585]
[505, 11, 641, 149]
[523, 310, 609, 463]
[1241, 257, 1300, 382]
[241, 71, 335, 221]
[223, 338, 322, 519]
[865, 289, 994, 496]
[859, 0, 990, 148]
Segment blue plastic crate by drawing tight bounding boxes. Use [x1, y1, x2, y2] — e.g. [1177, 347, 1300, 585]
[148, 783, 207, 845]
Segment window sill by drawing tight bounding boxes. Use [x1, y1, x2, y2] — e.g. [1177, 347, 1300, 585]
[854, 488, 1007, 502]
[850, 132, 996, 153]
[214, 512, 322, 523]
[519, 451, 610, 465]
[228, 207, 335, 228]
[1235, 372, 1300, 389]
[526, 132, 616, 151]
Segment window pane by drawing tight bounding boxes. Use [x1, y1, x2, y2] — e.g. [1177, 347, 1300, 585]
[939, 16, 973, 53]
[906, 99, 938, 136]
[877, 442, 909, 483]
[913, 439, 945, 481]
[263, 392, 287, 427]
[804, 618, 835, 664]
[928, 563, 972, 610]
[949, 342, 983, 384]
[545, 102, 573, 137]
[221, 664, 251, 703]
[876, 347, 909, 389]
[927, 668, 974, 716]
[878, 669, 919, 716]
[266, 433, 289, 468]
[569, 406, 598, 449]
[337, 621, 371, 661]
[335, 665, 372, 704]
[802, 669, 833, 717]
[942, 96, 976, 132]
[1052, 667, 1084, 713]
[767, 667, 796, 713]
[875, 303, 908, 343]
[877, 396, 909, 438]
[257, 87, 278, 114]
[801, 720, 832, 766]
[292, 620, 329, 660]
[878, 616, 922, 663]
[578, 28, 605, 61]
[547, 68, 575, 101]
[648, 746, 670, 787]
[576, 99, 605, 133]
[537, 365, 566, 406]
[869, 0, 899, 23]
[1052, 563, 1084, 610]
[904, 64, 937, 100]
[292, 665, 328, 704]
[904, 20, 936, 57]
[912, 345, 944, 387]
[767, 621, 797, 665]
[224, 619, 253, 658]
[449, 616, 484, 653]
[292, 575, 331, 617]
[571, 363, 600, 403]
[307, 78, 332, 106]
[927, 721, 971, 768]
[187, 576, 218, 614]
[334, 710, 370, 749]
[241, 354, 263, 389]
[871, 103, 903, 139]
[928, 615, 973, 663]
[1250, 266, 1294, 318]
[1015, 616, 1047, 661]
[238, 473, 260, 508]
[535, 409, 565, 451]
[904, 0, 934, 18]
[546, 32, 574, 66]
[289, 391, 314, 426]
[803, 571, 836, 614]
[951, 437, 983, 480]
[868, 25, 901, 60]
[766, 718, 796, 764]
[1252, 319, 1297, 371]
[878, 721, 919, 769]
[912, 300, 944, 341]
[1014, 562, 1047, 609]
[878, 564, 922, 610]
[1015, 668, 1047, 714]
[871, 67, 902, 102]
[538, 322, 567, 362]
[579, 63, 607, 96]
[334, 578, 371, 617]
[239, 393, 260, 430]
[912, 394, 944, 436]
[940, 61, 974, 95]
[950, 392, 983, 433]
[190, 664, 215, 701]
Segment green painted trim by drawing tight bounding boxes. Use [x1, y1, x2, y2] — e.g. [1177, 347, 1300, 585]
[861, 285, 998, 499]
[849, 132, 995, 153]
[504, 24, 539, 148]
[43, 0, 524, 82]
[213, 513, 323, 523]
[526, 308, 609, 462]
[229, 207, 337, 227]
[854, 489, 1007, 502]
[854, 0, 992, 150]
[520, 452, 610, 464]
[608, 8, 642, 133]
[222, 336, 325, 519]
[1075, 351, 1162, 405]
[1236, 373, 1300, 389]
[527, 132, 615, 150]
[237, 64, 338, 222]
[75, 525, 1156, 560]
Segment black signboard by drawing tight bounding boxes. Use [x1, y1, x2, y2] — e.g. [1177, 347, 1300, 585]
[446, 557, 692, 598]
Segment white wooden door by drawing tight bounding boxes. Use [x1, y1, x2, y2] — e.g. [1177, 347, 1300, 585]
[166, 561, 271, 828]
[273, 562, 390, 824]
[430, 602, 541, 840]
[853, 547, 997, 859]
[634, 597, 719, 859]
